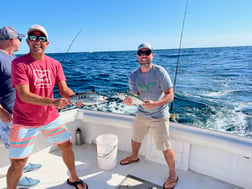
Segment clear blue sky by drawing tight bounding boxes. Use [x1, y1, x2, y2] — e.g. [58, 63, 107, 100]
[2, 0, 252, 54]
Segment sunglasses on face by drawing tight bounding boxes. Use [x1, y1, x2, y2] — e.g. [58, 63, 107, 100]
[28, 35, 47, 42]
[17, 37, 22, 42]
[137, 49, 152, 56]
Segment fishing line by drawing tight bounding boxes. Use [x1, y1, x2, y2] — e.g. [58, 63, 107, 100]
[170, 0, 189, 120]
[62, 29, 82, 64]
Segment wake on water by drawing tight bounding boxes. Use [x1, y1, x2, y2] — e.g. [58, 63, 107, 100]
[60, 90, 251, 138]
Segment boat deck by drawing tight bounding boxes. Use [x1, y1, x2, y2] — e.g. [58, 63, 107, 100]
[0, 143, 242, 189]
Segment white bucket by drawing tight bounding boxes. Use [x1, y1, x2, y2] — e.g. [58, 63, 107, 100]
[96, 134, 118, 169]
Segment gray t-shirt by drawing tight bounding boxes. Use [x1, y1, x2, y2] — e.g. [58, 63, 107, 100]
[0, 50, 16, 113]
[129, 64, 173, 119]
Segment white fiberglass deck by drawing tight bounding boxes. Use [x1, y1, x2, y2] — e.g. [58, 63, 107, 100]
[0, 143, 241, 189]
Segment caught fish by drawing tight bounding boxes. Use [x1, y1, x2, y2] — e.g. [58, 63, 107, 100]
[115, 92, 145, 105]
[69, 91, 108, 105]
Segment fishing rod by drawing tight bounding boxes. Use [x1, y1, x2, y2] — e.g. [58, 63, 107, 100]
[62, 29, 82, 64]
[170, 0, 189, 121]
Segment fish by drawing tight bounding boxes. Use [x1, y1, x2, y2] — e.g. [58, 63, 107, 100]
[69, 91, 108, 105]
[115, 92, 145, 105]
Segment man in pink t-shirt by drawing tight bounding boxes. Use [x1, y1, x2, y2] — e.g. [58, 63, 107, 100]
[7, 24, 87, 189]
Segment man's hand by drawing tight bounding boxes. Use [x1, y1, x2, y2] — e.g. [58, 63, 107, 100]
[52, 98, 69, 109]
[0, 108, 12, 123]
[142, 100, 157, 110]
[68, 101, 85, 107]
[124, 96, 133, 105]
[74, 102, 85, 107]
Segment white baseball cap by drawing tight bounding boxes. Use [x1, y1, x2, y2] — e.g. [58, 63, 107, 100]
[27, 24, 48, 39]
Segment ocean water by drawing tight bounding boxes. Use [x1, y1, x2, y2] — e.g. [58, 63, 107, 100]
[49, 46, 252, 138]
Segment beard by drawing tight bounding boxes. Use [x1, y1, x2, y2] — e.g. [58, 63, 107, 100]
[140, 62, 150, 66]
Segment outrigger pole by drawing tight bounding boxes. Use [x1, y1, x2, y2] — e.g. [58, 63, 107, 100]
[170, 0, 189, 121]
[62, 29, 82, 64]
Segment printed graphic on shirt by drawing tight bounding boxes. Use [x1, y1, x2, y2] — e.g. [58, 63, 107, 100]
[33, 69, 52, 88]
[137, 82, 155, 93]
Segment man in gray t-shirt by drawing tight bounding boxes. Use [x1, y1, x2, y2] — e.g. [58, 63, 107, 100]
[120, 42, 178, 189]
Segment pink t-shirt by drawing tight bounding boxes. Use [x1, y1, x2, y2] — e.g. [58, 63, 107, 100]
[11, 54, 66, 126]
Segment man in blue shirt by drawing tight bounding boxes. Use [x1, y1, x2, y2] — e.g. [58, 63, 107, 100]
[0, 26, 42, 188]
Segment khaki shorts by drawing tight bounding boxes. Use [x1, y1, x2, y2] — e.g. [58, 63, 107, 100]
[132, 113, 172, 151]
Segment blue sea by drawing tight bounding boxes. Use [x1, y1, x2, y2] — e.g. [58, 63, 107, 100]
[49, 46, 252, 138]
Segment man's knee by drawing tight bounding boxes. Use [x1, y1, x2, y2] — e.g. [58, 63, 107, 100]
[57, 140, 72, 152]
[10, 158, 28, 170]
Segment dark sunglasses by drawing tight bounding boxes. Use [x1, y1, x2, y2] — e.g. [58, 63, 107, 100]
[17, 37, 22, 42]
[28, 35, 47, 42]
[137, 49, 152, 56]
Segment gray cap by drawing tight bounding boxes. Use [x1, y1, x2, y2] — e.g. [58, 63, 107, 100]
[0, 26, 25, 40]
[138, 42, 153, 51]
[27, 24, 48, 39]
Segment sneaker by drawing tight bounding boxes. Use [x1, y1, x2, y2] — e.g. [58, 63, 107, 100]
[17, 176, 40, 188]
[23, 163, 42, 173]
